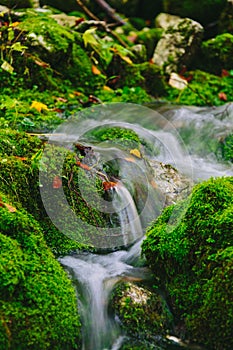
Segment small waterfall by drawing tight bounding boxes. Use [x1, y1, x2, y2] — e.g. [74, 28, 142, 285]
[112, 183, 143, 247]
[60, 246, 147, 350]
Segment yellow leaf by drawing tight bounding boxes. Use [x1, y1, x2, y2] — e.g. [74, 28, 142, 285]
[130, 149, 141, 158]
[119, 55, 133, 64]
[31, 101, 48, 112]
[1, 61, 14, 74]
[103, 85, 113, 92]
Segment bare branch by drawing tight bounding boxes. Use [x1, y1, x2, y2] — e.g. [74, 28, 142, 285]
[94, 0, 126, 25]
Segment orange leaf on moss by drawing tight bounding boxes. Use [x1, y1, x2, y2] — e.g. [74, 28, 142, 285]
[92, 65, 101, 75]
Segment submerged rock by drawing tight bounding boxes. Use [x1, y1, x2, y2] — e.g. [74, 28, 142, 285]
[111, 282, 173, 342]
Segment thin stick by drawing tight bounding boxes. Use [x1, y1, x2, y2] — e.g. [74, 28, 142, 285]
[94, 0, 126, 25]
[76, 0, 99, 21]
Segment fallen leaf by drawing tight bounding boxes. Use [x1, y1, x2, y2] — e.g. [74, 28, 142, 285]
[52, 175, 62, 189]
[73, 91, 83, 96]
[124, 157, 136, 163]
[92, 65, 101, 75]
[169, 72, 188, 90]
[103, 181, 118, 191]
[221, 69, 229, 77]
[76, 161, 91, 171]
[15, 156, 27, 161]
[103, 85, 113, 92]
[1, 61, 14, 74]
[11, 22, 20, 27]
[130, 149, 141, 158]
[34, 59, 50, 68]
[4, 203, 17, 213]
[218, 92, 227, 101]
[31, 101, 49, 112]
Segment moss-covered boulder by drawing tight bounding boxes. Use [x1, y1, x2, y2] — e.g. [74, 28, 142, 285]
[163, 0, 227, 27]
[152, 17, 203, 73]
[199, 33, 233, 74]
[0, 194, 81, 349]
[142, 176, 233, 349]
[111, 282, 173, 342]
[1, 10, 105, 93]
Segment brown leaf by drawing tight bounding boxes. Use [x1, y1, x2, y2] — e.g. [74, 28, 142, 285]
[52, 175, 62, 189]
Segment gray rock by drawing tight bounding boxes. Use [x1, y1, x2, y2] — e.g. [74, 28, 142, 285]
[155, 12, 181, 30]
[152, 16, 203, 73]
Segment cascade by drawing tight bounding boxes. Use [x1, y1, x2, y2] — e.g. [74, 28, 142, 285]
[40, 102, 233, 349]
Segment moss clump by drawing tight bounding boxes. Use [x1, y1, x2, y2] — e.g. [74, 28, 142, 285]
[85, 125, 140, 148]
[111, 282, 172, 341]
[0, 195, 81, 349]
[200, 34, 233, 74]
[142, 177, 233, 349]
[218, 134, 233, 162]
[166, 69, 233, 106]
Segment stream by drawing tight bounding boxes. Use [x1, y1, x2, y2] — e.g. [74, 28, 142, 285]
[43, 102, 233, 350]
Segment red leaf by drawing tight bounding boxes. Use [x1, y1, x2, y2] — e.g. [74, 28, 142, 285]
[218, 92, 227, 101]
[221, 69, 229, 77]
[103, 181, 118, 191]
[53, 176, 62, 189]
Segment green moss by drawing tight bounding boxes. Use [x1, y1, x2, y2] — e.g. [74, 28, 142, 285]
[200, 34, 233, 74]
[0, 196, 81, 349]
[218, 134, 233, 162]
[85, 125, 140, 148]
[142, 176, 233, 348]
[0, 129, 100, 254]
[166, 70, 233, 106]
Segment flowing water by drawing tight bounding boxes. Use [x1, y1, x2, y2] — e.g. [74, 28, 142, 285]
[54, 103, 233, 350]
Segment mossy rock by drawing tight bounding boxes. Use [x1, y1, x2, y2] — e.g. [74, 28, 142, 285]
[163, 0, 227, 26]
[200, 33, 233, 74]
[0, 195, 81, 349]
[0, 129, 106, 254]
[1, 10, 105, 93]
[142, 176, 233, 349]
[111, 282, 173, 340]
